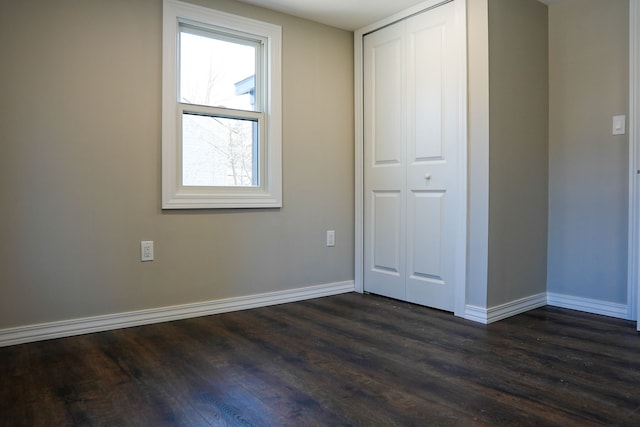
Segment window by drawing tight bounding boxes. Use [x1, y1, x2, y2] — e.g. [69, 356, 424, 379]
[162, 0, 282, 208]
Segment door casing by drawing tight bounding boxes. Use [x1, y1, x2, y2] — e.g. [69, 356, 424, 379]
[628, 0, 639, 328]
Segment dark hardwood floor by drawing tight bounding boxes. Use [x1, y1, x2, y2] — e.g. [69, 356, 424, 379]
[2, 292, 640, 426]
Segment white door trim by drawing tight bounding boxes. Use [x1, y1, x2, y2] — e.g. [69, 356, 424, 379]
[354, 0, 468, 317]
[629, 0, 640, 328]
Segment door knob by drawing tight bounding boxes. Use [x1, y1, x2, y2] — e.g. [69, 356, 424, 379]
[425, 174, 432, 180]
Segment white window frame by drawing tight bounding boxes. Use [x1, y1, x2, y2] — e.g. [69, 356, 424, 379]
[162, 0, 282, 209]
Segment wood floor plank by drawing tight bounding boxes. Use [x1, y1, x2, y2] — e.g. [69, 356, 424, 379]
[182, 314, 358, 426]
[139, 321, 295, 426]
[2, 293, 640, 426]
[243, 309, 491, 426]
[269, 299, 567, 426]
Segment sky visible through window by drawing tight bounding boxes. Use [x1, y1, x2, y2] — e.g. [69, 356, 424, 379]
[180, 30, 258, 187]
[180, 31, 256, 110]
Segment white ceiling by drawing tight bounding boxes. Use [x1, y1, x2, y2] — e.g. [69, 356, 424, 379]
[234, 0, 429, 31]
[235, 0, 558, 31]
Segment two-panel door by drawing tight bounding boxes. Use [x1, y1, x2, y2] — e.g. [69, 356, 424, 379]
[363, 2, 461, 311]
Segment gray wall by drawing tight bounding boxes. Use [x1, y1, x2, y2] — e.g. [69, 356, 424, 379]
[466, 0, 491, 308]
[1, 0, 629, 330]
[547, 0, 629, 303]
[0, 0, 354, 329]
[487, 0, 549, 306]
[466, 0, 548, 308]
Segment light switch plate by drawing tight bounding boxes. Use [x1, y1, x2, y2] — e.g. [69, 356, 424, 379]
[613, 115, 626, 135]
[326, 230, 335, 247]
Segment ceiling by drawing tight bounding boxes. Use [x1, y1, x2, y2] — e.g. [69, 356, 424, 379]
[235, 0, 433, 31]
[235, 0, 559, 31]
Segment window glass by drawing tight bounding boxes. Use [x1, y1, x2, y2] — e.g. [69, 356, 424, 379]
[179, 29, 257, 111]
[182, 114, 258, 187]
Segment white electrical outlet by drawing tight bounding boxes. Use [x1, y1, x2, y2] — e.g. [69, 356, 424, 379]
[326, 230, 335, 247]
[141, 241, 154, 262]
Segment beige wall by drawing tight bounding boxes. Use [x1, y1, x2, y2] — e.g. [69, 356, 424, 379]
[3, 0, 626, 330]
[470, 0, 629, 311]
[466, 0, 491, 307]
[0, 0, 354, 329]
[466, 0, 548, 308]
[487, 0, 549, 306]
[547, 0, 629, 303]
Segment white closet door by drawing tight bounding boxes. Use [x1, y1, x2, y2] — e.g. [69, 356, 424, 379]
[364, 1, 460, 311]
[363, 20, 407, 300]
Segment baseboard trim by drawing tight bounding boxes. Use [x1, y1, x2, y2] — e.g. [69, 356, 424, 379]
[463, 305, 488, 324]
[465, 293, 547, 324]
[0, 281, 355, 348]
[547, 292, 629, 320]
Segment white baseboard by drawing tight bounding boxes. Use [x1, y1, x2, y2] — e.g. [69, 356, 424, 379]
[0, 281, 355, 348]
[466, 292, 630, 324]
[463, 305, 489, 324]
[547, 292, 629, 320]
[465, 292, 547, 324]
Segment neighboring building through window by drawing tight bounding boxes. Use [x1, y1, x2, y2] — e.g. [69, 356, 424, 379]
[162, 0, 282, 208]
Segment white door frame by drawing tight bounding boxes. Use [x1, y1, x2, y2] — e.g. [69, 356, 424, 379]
[629, 0, 640, 328]
[354, 0, 468, 318]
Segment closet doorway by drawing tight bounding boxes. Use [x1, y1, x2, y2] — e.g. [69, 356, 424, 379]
[360, 0, 467, 312]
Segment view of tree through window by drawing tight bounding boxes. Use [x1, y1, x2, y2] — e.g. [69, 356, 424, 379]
[179, 28, 259, 187]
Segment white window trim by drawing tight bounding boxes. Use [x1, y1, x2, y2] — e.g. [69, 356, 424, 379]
[162, 0, 282, 209]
